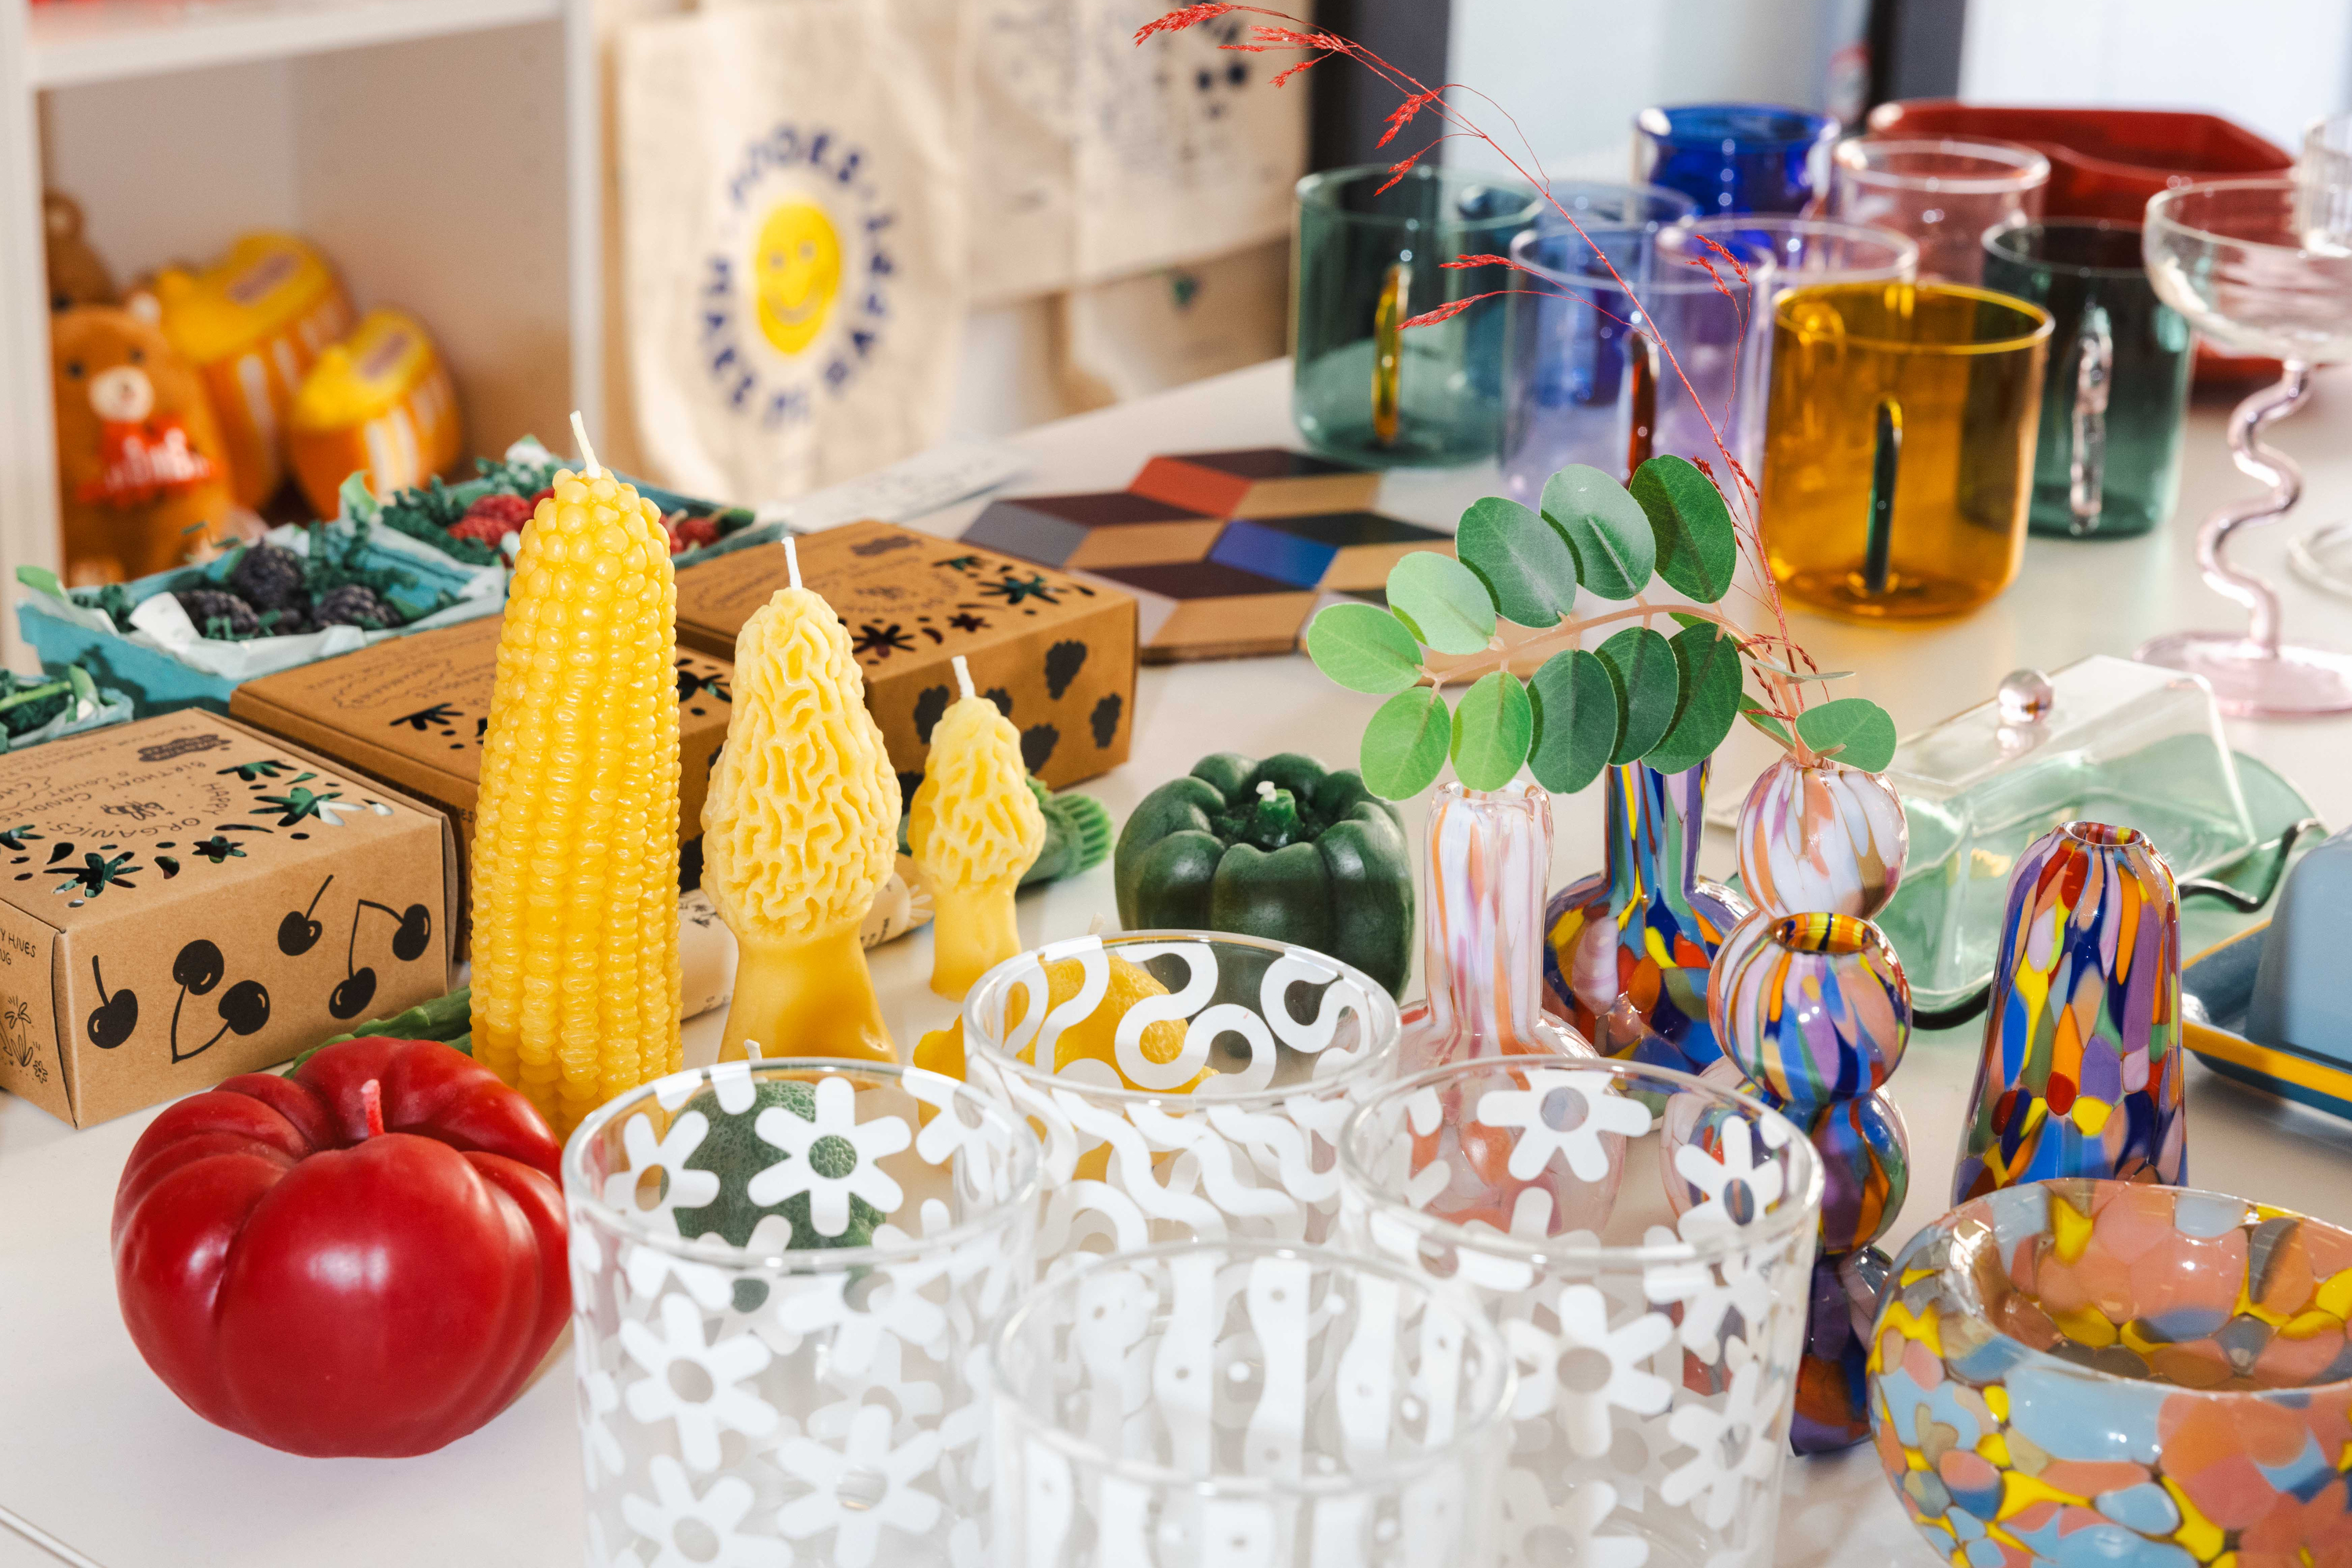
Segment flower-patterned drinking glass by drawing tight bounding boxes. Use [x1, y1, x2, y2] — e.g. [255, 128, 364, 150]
[1340, 1056, 1823, 1568]
[988, 1239, 1515, 1568]
[564, 1057, 1041, 1568]
[964, 931, 1402, 1271]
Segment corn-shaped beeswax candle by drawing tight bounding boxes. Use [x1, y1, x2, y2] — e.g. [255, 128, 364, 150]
[909, 655, 1046, 998]
[701, 540, 899, 1063]
[470, 416, 682, 1135]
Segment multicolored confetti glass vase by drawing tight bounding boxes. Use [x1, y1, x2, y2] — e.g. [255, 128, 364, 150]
[1735, 754, 1910, 921]
[1869, 1179, 2352, 1567]
[1712, 909, 1915, 1452]
[1954, 820, 2185, 1202]
[1544, 762, 1748, 1074]
[1403, 780, 1590, 1069]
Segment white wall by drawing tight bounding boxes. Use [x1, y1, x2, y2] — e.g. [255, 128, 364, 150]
[1959, 0, 2352, 151]
[1444, 0, 1871, 185]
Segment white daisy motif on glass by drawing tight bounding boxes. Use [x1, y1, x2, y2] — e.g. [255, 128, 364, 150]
[621, 1454, 792, 1568]
[1641, 1226, 1773, 1361]
[774, 1402, 942, 1568]
[601, 1110, 720, 1226]
[770, 1257, 949, 1374]
[1512, 1284, 1673, 1456]
[1557, 1480, 1650, 1568]
[621, 1293, 779, 1471]
[1671, 1116, 1785, 1238]
[1475, 1069, 1654, 1181]
[1659, 1356, 1776, 1531]
[578, 1361, 624, 1487]
[748, 1076, 909, 1239]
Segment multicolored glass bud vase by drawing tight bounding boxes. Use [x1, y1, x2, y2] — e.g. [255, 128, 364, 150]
[1712, 909, 1914, 1452]
[1402, 780, 1588, 1069]
[1955, 820, 2186, 1200]
[1543, 762, 1748, 1073]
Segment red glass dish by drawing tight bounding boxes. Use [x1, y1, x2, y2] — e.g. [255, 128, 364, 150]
[1866, 102, 2292, 385]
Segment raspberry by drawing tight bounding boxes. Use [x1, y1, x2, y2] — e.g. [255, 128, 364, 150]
[668, 510, 722, 551]
[448, 492, 534, 548]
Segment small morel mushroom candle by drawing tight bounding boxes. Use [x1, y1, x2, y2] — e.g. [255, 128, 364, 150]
[470, 414, 682, 1136]
[909, 655, 1047, 999]
[702, 537, 899, 1063]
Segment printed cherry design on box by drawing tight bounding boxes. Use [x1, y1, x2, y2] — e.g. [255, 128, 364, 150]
[164, 939, 270, 1063]
[86, 956, 136, 1048]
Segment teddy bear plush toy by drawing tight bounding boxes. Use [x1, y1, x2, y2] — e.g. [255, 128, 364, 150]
[43, 192, 116, 314]
[52, 297, 240, 585]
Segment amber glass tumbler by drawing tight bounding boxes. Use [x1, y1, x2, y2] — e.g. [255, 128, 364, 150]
[1759, 282, 2051, 620]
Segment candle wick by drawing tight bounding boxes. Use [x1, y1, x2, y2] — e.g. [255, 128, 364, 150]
[952, 654, 975, 702]
[569, 410, 603, 480]
[783, 535, 802, 591]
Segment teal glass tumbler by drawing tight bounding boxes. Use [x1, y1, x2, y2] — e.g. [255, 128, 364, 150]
[1292, 164, 1543, 467]
[1983, 221, 2192, 539]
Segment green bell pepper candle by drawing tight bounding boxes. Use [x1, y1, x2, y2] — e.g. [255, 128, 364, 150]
[1114, 752, 1414, 997]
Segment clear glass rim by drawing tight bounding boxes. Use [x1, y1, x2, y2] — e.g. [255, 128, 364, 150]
[1510, 223, 1772, 297]
[1836, 136, 2052, 194]
[2145, 176, 2318, 260]
[962, 929, 1405, 1110]
[1296, 163, 1544, 234]
[1635, 102, 1839, 149]
[1690, 214, 1921, 279]
[1336, 1054, 1826, 1269]
[1773, 280, 2056, 356]
[561, 1055, 1043, 1272]
[1985, 218, 2152, 279]
[1927, 1180, 2352, 1402]
[985, 1236, 1517, 1498]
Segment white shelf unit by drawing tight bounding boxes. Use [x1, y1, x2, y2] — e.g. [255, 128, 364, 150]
[0, 0, 600, 670]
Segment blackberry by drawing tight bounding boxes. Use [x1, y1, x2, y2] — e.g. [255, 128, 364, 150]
[175, 589, 260, 640]
[313, 583, 397, 630]
[227, 543, 309, 614]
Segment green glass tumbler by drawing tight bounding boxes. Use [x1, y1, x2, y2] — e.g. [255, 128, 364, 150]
[1983, 221, 2193, 539]
[1292, 165, 1542, 466]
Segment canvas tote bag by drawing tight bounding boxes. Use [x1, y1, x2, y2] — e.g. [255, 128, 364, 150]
[617, 0, 972, 502]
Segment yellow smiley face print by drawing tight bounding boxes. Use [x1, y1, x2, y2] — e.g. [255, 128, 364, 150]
[752, 197, 843, 357]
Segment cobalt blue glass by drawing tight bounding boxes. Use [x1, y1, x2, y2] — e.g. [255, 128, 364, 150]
[1634, 103, 1840, 216]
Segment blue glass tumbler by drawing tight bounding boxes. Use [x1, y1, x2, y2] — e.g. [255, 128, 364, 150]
[1635, 103, 1842, 216]
[1497, 183, 1697, 502]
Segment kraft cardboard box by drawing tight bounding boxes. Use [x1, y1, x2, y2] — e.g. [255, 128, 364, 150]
[229, 615, 736, 909]
[673, 522, 1135, 790]
[0, 710, 455, 1128]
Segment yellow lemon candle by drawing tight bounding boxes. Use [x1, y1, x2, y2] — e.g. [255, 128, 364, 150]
[702, 538, 898, 1063]
[908, 655, 1047, 1000]
[470, 414, 682, 1135]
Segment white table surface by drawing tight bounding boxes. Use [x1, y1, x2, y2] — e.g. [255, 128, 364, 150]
[4, 357, 2351, 1568]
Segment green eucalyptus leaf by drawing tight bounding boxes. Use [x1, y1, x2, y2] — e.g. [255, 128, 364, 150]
[1631, 456, 1738, 603]
[1739, 698, 1794, 747]
[1385, 552, 1497, 655]
[1450, 670, 1534, 790]
[1305, 602, 1425, 694]
[1456, 495, 1578, 628]
[1540, 464, 1655, 601]
[1645, 624, 1745, 774]
[1526, 649, 1621, 794]
[1595, 626, 1679, 764]
[1361, 686, 1453, 799]
[1795, 698, 1898, 772]
[1668, 610, 1713, 632]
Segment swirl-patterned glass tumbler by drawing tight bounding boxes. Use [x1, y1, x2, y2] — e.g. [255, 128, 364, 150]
[964, 931, 1400, 1270]
[989, 1240, 1515, 1568]
[1712, 910, 1914, 1452]
[1341, 1056, 1822, 1567]
[1546, 762, 1749, 1075]
[1955, 821, 2185, 1200]
[564, 1058, 1041, 1568]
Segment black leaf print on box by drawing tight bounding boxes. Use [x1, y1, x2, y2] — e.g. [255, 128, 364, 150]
[1044, 640, 1087, 699]
[1091, 693, 1123, 750]
[1021, 724, 1059, 774]
[913, 685, 952, 743]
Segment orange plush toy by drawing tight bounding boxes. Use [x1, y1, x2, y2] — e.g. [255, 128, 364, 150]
[52, 301, 239, 585]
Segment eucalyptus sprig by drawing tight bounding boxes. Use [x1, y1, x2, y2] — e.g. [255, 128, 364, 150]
[1306, 456, 1896, 800]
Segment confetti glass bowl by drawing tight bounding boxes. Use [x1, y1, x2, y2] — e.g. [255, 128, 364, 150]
[1870, 1179, 2352, 1567]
